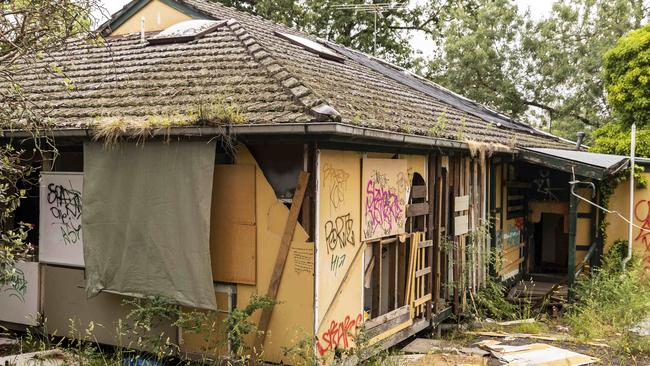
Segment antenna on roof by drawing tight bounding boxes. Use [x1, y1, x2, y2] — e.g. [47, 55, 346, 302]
[331, 2, 408, 55]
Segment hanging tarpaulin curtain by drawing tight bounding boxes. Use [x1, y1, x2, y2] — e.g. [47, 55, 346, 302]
[83, 141, 217, 310]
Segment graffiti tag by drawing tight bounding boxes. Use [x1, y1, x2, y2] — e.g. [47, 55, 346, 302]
[325, 213, 355, 254]
[317, 313, 363, 356]
[47, 182, 82, 245]
[323, 164, 350, 212]
[634, 200, 650, 269]
[363, 171, 405, 239]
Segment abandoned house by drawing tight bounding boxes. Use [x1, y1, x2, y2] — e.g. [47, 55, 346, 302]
[1, 0, 649, 364]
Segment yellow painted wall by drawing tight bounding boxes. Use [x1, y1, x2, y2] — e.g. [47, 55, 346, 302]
[316, 150, 426, 359]
[110, 0, 195, 36]
[606, 172, 650, 270]
[317, 149, 363, 358]
[181, 146, 313, 364]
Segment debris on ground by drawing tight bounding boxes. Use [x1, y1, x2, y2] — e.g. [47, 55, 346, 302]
[477, 340, 598, 366]
[0, 337, 18, 346]
[401, 353, 488, 366]
[402, 338, 490, 357]
[464, 331, 609, 348]
[630, 315, 650, 336]
[0, 349, 74, 366]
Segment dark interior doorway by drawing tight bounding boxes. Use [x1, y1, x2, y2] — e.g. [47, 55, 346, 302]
[533, 213, 568, 273]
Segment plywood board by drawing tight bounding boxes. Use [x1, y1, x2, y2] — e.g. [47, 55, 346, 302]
[454, 215, 469, 236]
[212, 165, 256, 225]
[210, 165, 256, 285]
[43, 264, 177, 348]
[180, 285, 233, 356]
[0, 262, 39, 326]
[233, 146, 313, 364]
[362, 158, 408, 241]
[39, 172, 84, 267]
[454, 195, 470, 212]
[317, 150, 364, 360]
[210, 223, 256, 284]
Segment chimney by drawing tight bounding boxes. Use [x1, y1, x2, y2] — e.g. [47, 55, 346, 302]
[140, 16, 146, 43]
[575, 131, 585, 150]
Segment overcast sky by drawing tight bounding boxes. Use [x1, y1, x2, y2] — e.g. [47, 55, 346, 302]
[98, 0, 556, 56]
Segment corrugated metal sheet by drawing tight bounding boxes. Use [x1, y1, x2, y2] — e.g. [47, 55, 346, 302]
[526, 148, 628, 170]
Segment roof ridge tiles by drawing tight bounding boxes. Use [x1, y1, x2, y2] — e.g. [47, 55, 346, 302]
[223, 19, 340, 122]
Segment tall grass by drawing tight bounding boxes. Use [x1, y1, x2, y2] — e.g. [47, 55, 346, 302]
[567, 240, 650, 353]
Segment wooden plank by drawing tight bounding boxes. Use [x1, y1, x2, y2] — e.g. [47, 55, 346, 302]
[414, 293, 432, 307]
[364, 305, 410, 330]
[454, 195, 469, 212]
[397, 242, 406, 306]
[411, 185, 427, 199]
[502, 243, 524, 256]
[454, 215, 469, 235]
[406, 202, 429, 217]
[256, 171, 309, 347]
[388, 242, 397, 310]
[372, 241, 382, 317]
[418, 240, 433, 249]
[415, 266, 431, 277]
[364, 310, 411, 340]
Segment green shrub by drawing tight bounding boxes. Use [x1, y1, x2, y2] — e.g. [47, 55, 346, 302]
[567, 240, 650, 352]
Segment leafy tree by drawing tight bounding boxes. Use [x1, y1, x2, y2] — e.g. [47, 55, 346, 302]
[603, 23, 650, 127]
[422, 0, 648, 141]
[212, 0, 474, 67]
[0, 0, 100, 291]
[591, 122, 650, 157]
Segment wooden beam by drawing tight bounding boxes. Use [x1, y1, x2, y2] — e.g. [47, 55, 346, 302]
[256, 171, 309, 347]
[411, 185, 427, 199]
[372, 241, 382, 317]
[406, 202, 429, 218]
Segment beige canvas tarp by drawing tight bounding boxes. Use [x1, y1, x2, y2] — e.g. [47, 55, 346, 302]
[83, 142, 217, 310]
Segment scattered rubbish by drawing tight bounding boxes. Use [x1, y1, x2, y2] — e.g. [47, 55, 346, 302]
[487, 318, 537, 326]
[402, 338, 457, 353]
[0, 337, 19, 346]
[477, 340, 598, 366]
[466, 330, 610, 348]
[0, 349, 72, 366]
[399, 352, 487, 366]
[630, 315, 650, 336]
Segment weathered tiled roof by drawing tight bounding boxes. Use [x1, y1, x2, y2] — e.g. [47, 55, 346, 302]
[4, 0, 572, 148]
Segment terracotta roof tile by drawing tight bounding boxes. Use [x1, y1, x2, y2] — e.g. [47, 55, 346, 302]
[2, 0, 572, 148]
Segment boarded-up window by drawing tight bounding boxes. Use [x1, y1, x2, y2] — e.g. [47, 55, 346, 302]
[83, 142, 217, 310]
[210, 164, 257, 285]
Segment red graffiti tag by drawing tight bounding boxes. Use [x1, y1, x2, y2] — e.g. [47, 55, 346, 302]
[316, 313, 363, 356]
[634, 200, 650, 269]
[365, 179, 403, 237]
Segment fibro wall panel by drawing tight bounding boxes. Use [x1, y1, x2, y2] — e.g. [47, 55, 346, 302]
[39, 172, 84, 267]
[43, 265, 177, 348]
[0, 261, 39, 326]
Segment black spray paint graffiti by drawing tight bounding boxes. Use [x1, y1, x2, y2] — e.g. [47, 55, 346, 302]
[325, 213, 356, 254]
[47, 181, 82, 245]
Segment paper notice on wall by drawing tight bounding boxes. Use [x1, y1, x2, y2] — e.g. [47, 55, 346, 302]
[39, 172, 84, 267]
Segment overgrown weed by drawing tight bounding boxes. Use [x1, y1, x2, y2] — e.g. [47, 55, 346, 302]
[567, 240, 650, 354]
